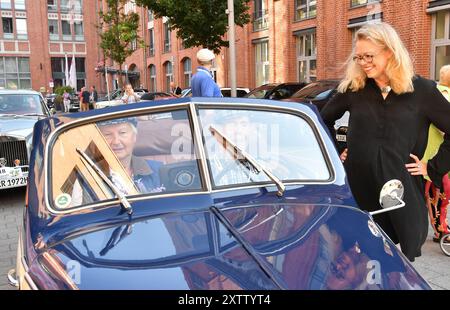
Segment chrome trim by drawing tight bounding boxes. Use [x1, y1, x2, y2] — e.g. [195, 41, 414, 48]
[7, 269, 18, 287]
[24, 272, 38, 290]
[189, 103, 212, 192]
[43, 101, 337, 215]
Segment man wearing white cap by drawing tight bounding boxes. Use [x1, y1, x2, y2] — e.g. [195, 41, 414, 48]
[191, 48, 222, 97]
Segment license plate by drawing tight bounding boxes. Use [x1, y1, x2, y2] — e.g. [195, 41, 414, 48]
[336, 134, 347, 142]
[0, 176, 27, 189]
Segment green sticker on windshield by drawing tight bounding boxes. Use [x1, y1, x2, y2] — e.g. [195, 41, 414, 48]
[55, 193, 71, 208]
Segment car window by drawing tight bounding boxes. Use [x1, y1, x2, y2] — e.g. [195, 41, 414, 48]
[0, 94, 46, 115]
[198, 108, 331, 188]
[50, 109, 202, 210]
[292, 83, 334, 100]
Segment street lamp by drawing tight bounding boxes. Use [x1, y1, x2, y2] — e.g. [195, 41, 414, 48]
[227, 0, 237, 97]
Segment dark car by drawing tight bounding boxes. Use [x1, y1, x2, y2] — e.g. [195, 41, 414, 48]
[45, 93, 57, 109]
[8, 97, 430, 290]
[283, 80, 348, 152]
[181, 87, 250, 98]
[140, 91, 175, 101]
[284, 80, 339, 111]
[244, 83, 308, 100]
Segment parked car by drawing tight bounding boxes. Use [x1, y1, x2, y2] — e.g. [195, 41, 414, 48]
[96, 88, 149, 109]
[283, 80, 348, 152]
[8, 97, 430, 290]
[0, 89, 52, 190]
[140, 91, 176, 101]
[181, 87, 250, 98]
[45, 93, 57, 109]
[244, 82, 308, 100]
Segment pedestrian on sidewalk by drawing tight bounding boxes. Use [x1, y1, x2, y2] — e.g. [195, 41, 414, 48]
[89, 85, 98, 109]
[80, 87, 90, 111]
[191, 49, 221, 97]
[321, 22, 450, 262]
[63, 89, 71, 113]
[422, 64, 450, 243]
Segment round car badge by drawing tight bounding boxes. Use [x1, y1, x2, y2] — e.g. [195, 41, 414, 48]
[55, 193, 71, 209]
[367, 220, 382, 238]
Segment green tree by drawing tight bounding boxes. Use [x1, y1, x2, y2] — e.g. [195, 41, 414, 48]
[136, 0, 251, 53]
[98, 0, 145, 88]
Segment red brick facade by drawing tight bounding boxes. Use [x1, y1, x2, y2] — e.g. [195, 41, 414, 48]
[0, 1, 443, 94]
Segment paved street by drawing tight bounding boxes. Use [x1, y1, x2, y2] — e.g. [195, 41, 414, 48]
[0, 187, 449, 290]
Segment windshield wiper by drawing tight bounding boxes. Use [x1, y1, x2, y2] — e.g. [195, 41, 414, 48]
[21, 113, 47, 117]
[76, 148, 133, 215]
[209, 125, 285, 197]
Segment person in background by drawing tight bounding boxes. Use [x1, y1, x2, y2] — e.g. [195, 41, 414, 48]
[320, 22, 450, 262]
[89, 85, 98, 110]
[422, 64, 450, 242]
[80, 87, 90, 111]
[191, 49, 221, 97]
[121, 84, 140, 104]
[63, 89, 71, 113]
[170, 81, 182, 97]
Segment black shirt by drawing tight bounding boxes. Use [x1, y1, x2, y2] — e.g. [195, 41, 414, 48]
[81, 90, 90, 104]
[321, 76, 450, 261]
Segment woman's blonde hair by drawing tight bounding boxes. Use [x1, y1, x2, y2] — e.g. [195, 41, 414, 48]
[338, 22, 414, 94]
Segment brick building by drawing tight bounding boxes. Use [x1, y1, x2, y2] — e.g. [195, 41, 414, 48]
[0, 0, 449, 95]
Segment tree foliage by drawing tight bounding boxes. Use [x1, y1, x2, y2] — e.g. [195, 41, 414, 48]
[136, 0, 251, 53]
[98, 0, 145, 87]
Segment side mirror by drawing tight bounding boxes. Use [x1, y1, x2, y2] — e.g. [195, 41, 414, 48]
[50, 108, 56, 115]
[370, 179, 405, 216]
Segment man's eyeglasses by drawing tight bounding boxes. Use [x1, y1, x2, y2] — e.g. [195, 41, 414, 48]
[352, 53, 377, 64]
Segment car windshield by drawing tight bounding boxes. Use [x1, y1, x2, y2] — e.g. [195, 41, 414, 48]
[198, 108, 331, 188]
[0, 94, 46, 115]
[291, 83, 335, 100]
[50, 109, 202, 210]
[245, 85, 276, 99]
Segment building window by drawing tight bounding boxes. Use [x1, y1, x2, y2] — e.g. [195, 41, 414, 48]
[295, 0, 317, 21]
[15, 0, 25, 10]
[149, 64, 156, 92]
[0, 0, 11, 10]
[254, 40, 269, 86]
[61, 20, 71, 40]
[0, 57, 31, 89]
[183, 58, 192, 88]
[164, 61, 172, 92]
[2, 17, 13, 39]
[49, 19, 59, 40]
[149, 28, 154, 56]
[148, 10, 154, 21]
[61, 0, 82, 13]
[163, 22, 171, 53]
[51, 57, 85, 91]
[350, 0, 379, 7]
[432, 10, 450, 80]
[47, 0, 57, 12]
[15, 18, 27, 40]
[252, 0, 268, 31]
[296, 31, 317, 82]
[74, 20, 84, 41]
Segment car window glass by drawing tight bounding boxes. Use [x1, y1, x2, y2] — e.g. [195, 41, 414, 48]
[198, 108, 331, 188]
[0, 94, 45, 115]
[292, 83, 331, 99]
[50, 109, 202, 210]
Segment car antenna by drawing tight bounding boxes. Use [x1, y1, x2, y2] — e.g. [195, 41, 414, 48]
[76, 148, 133, 215]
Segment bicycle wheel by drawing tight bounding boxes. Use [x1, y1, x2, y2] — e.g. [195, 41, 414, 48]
[440, 233, 450, 257]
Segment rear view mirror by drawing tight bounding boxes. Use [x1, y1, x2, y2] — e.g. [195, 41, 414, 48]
[370, 179, 405, 216]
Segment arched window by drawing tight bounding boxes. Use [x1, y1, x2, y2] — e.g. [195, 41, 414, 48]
[164, 61, 172, 93]
[149, 64, 156, 92]
[182, 58, 192, 88]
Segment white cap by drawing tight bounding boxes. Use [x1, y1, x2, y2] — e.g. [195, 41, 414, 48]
[196, 48, 215, 62]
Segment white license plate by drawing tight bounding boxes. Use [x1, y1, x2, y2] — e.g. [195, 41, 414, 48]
[336, 134, 347, 142]
[0, 176, 27, 189]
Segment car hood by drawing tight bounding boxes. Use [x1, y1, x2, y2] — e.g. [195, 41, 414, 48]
[0, 116, 38, 138]
[35, 203, 429, 290]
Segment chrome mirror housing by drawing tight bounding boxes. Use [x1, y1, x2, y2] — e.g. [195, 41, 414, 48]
[370, 179, 405, 216]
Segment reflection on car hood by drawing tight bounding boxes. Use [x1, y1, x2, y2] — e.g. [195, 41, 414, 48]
[39, 203, 429, 290]
[0, 116, 38, 137]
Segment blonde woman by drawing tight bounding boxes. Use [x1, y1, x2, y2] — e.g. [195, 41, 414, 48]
[321, 22, 450, 262]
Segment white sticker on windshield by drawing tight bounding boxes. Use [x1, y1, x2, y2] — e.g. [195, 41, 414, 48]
[55, 193, 72, 209]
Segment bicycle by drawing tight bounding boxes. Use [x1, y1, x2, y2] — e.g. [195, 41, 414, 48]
[440, 233, 450, 257]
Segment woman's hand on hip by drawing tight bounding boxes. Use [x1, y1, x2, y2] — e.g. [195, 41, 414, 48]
[405, 153, 428, 176]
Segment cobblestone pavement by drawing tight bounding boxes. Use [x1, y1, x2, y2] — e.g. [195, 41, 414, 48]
[1, 187, 449, 290]
[0, 187, 25, 290]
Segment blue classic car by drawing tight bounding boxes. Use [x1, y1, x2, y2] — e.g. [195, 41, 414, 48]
[8, 97, 430, 290]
